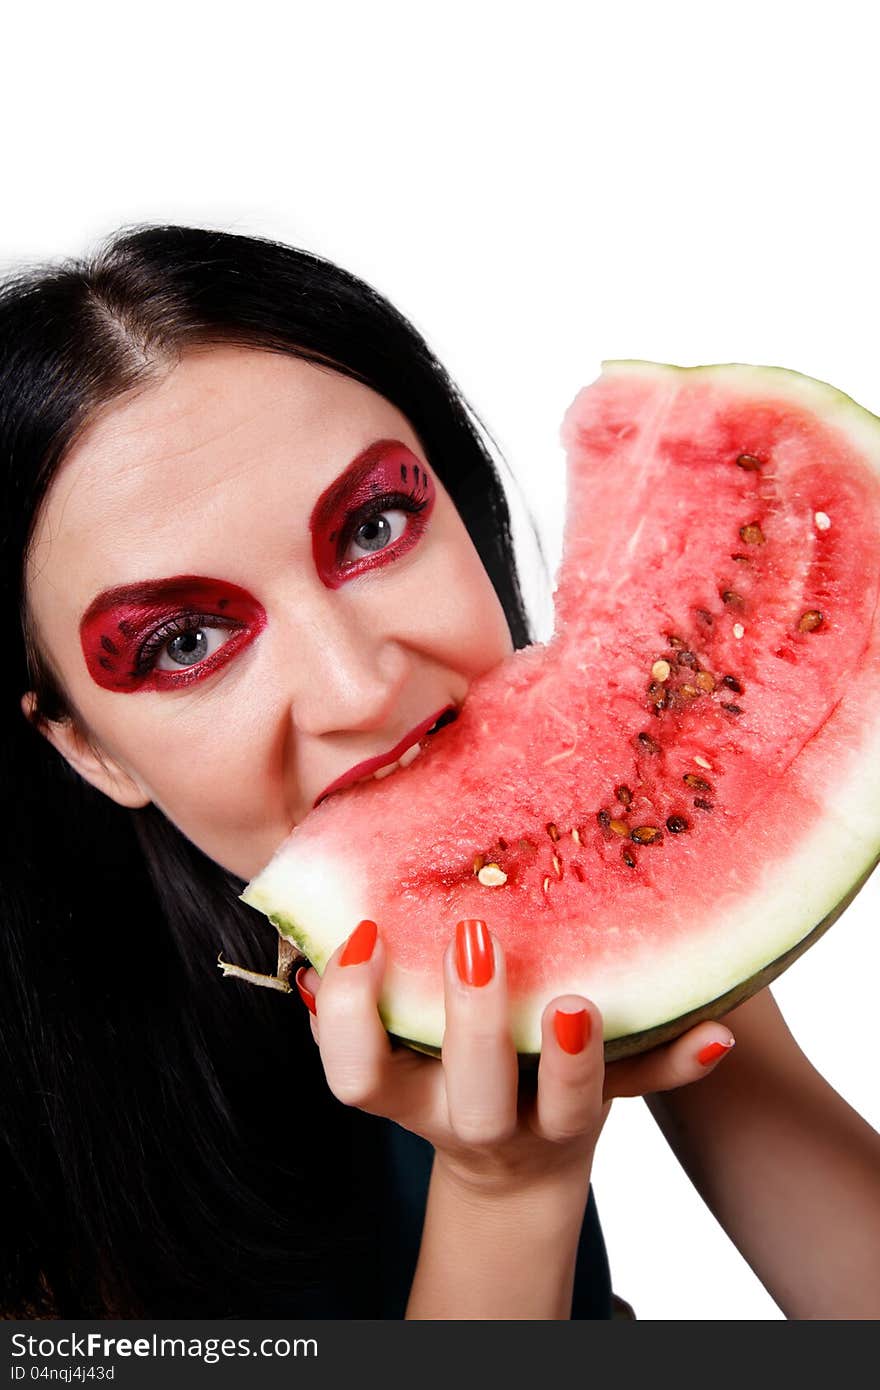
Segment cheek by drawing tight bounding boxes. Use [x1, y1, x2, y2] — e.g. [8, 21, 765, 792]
[414, 525, 515, 672]
[101, 705, 292, 878]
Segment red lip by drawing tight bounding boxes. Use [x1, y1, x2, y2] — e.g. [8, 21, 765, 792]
[313, 705, 458, 808]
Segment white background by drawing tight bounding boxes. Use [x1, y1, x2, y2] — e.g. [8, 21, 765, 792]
[3, 1, 878, 1321]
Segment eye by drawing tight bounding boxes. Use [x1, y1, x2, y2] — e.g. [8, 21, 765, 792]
[153, 623, 235, 672]
[342, 507, 409, 562]
[134, 613, 244, 676]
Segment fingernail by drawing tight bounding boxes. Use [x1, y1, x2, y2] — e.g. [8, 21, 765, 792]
[340, 919, 378, 967]
[455, 919, 494, 987]
[295, 965, 317, 1015]
[554, 1008, 591, 1054]
[697, 1037, 735, 1066]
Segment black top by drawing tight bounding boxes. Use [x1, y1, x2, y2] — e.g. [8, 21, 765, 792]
[375, 1119, 613, 1319]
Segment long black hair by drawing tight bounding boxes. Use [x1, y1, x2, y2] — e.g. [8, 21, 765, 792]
[0, 224, 540, 1317]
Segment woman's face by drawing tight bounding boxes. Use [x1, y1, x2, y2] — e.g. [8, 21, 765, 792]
[23, 346, 514, 880]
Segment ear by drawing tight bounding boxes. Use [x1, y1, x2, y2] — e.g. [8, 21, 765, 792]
[20, 691, 151, 809]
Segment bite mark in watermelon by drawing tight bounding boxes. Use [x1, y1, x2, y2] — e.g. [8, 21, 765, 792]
[240, 362, 880, 1059]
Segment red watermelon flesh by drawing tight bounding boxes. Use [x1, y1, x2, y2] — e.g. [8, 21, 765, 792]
[240, 362, 880, 1059]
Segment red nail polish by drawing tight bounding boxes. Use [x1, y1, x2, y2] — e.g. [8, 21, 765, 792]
[554, 1008, 590, 1054]
[295, 965, 317, 1015]
[340, 919, 378, 967]
[698, 1038, 735, 1066]
[455, 919, 494, 987]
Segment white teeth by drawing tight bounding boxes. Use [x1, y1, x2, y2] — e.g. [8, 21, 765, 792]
[372, 741, 422, 782]
[398, 742, 422, 768]
[372, 761, 399, 780]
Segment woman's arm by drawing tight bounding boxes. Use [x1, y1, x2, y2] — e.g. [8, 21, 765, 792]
[406, 1157, 591, 1320]
[645, 987, 880, 1319]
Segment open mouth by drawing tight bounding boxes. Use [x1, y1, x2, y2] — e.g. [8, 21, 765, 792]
[424, 707, 459, 736]
[313, 704, 461, 808]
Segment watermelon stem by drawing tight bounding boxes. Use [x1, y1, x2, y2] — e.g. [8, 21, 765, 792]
[216, 936, 302, 994]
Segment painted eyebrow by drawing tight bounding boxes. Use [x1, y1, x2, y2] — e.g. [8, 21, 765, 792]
[79, 576, 233, 626]
[308, 438, 417, 537]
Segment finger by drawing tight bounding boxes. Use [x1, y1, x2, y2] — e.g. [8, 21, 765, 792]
[440, 920, 519, 1146]
[533, 995, 608, 1144]
[604, 1022, 736, 1100]
[294, 965, 319, 1017]
[311, 920, 397, 1112]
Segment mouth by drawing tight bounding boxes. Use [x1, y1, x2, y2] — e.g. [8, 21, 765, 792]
[313, 704, 459, 809]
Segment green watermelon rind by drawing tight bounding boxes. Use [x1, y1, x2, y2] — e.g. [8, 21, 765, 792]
[241, 698, 880, 1055]
[600, 359, 880, 462]
[390, 845, 880, 1065]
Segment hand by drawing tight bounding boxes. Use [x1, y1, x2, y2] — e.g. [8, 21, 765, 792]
[295, 918, 735, 1195]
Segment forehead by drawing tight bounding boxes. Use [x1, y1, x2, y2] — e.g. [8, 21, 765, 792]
[25, 345, 419, 626]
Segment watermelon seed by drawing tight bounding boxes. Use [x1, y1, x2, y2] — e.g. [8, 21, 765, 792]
[694, 755, 713, 769]
[552, 853, 563, 879]
[546, 822, 560, 842]
[696, 670, 716, 692]
[693, 797, 714, 811]
[666, 815, 689, 834]
[666, 633, 687, 649]
[637, 732, 660, 754]
[478, 863, 507, 887]
[730, 554, 751, 563]
[733, 624, 745, 639]
[609, 819, 629, 837]
[571, 827, 581, 845]
[615, 784, 633, 806]
[814, 512, 831, 531]
[683, 773, 712, 792]
[680, 684, 700, 700]
[498, 837, 508, 850]
[676, 649, 698, 667]
[631, 825, 662, 845]
[739, 522, 766, 545]
[472, 853, 486, 875]
[542, 875, 551, 894]
[721, 702, 743, 715]
[596, 809, 612, 829]
[696, 607, 714, 625]
[722, 674, 743, 693]
[721, 589, 744, 605]
[736, 453, 763, 471]
[647, 681, 670, 715]
[797, 609, 824, 632]
[621, 847, 637, 868]
[651, 659, 672, 681]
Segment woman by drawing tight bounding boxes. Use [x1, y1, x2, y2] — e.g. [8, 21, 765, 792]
[2, 225, 878, 1320]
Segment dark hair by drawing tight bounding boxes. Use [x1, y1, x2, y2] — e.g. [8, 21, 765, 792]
[0, 224, 541, 1317]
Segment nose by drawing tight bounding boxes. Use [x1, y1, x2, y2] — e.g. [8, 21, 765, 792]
[287, 595, 411, 738]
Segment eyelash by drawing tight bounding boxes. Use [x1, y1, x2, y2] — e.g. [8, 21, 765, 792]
[134, 613, 242, 676]
[337, 487, 430, 560]
[133, 489, 431, 677]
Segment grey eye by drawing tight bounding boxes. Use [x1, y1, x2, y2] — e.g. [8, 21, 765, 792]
[155, 626, 231, 671]
[344, 509, 408, 560]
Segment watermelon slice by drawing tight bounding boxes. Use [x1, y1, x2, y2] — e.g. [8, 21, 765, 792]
[239, 362, 880, 1059]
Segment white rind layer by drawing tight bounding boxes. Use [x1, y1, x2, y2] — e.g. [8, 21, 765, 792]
[241, 704, 880, 1054]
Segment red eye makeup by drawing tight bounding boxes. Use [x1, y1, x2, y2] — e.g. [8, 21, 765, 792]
[311, 439, 435, 590]
[79, 577, 266, 693]
[78, 440, 435, 693]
